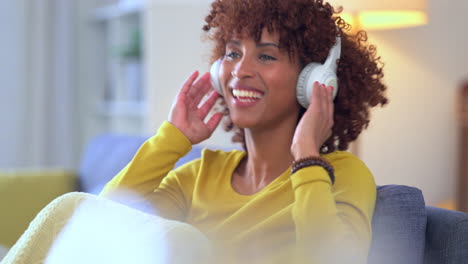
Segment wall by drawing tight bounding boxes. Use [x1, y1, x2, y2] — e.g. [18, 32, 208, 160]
[360, 0, 468, 205]
[0, 0, 80, 169]
[0, 1, 27, 167]
[145, 1, 232, 147]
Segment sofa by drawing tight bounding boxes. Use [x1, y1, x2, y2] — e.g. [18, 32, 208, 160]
[0, 170, 76, 250]
[2, 133, 468, 263]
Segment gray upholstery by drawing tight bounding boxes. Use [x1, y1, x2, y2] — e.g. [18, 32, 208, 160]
[424, 206, 468, 264]
[79, 133, 208, 195]
[369, 185, 427, 264]
[78, 133, 147, 194]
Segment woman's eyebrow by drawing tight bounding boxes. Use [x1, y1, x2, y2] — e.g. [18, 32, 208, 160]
[227, 40, 241, 46]
[226, 40, 279, 48]
[257, 42, 279, 48]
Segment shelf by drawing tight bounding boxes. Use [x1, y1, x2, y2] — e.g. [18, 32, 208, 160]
[97, 101, 147, 117]
[86, 1, 148, 136]
[92, 1, 144, 21]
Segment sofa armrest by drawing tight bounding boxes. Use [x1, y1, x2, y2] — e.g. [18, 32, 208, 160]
[369, 185, 427, 264]
[0, 169, 76, 248]
[424, 206, 468, 264]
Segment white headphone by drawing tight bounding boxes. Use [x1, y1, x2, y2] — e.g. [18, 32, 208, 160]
[210, 35, 341, 108]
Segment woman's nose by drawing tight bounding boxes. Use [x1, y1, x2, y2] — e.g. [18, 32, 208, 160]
[232, 57, 256, 79]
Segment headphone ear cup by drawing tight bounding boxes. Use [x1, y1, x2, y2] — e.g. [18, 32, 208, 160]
[296, 64, 340, 108]
[210, 59, 223, 95]
[323, 71, 339, 99]
[296, 63, 321, 108]
[297, 34, 341, 108]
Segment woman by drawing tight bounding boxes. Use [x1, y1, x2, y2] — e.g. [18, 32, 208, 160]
[101, 0, 388, 263]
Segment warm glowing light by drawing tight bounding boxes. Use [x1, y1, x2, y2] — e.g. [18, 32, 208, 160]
[359, 10, 428, 30]
[339, 10, 427, 31]
[339, 13, 356, 27]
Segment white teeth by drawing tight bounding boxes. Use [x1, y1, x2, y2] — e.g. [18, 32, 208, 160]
[232, 89, 263, 99]
[238, 98, 255, 103]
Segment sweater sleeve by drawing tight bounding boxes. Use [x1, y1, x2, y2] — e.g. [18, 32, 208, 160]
[99, 121, 192, 208]
[291, 152, 376, 264]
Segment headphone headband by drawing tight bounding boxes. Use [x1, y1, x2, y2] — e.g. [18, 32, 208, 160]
[323, 35, 341, 71]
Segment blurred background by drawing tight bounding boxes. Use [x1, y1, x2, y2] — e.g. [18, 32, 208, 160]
[0, 0, 467, 226]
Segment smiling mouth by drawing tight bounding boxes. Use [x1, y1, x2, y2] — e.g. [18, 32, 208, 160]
[231, 89, 264, 102]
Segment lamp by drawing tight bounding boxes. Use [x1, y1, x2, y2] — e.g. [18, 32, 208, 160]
[332, 0, 428, 30]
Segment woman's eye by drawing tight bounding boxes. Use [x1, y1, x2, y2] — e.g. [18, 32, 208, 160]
[225, 51, 241, 60]
[259, 54, 277, 61]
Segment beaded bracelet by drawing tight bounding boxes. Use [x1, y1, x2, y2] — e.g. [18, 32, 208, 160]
[291, 156, 335, 184]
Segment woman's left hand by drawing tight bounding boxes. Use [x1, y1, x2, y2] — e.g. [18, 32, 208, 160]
[291, 82, 335, 159]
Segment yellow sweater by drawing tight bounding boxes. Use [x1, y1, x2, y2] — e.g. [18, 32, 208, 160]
[101, 121, 376, 263]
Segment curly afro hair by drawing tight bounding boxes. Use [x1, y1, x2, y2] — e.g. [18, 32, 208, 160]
[202, 0, 388, 153]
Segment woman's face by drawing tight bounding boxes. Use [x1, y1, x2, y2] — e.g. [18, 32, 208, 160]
[219, 29, 302, 130]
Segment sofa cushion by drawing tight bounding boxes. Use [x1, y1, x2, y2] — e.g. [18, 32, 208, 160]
[368, 185, 427, 264]
[175, 145, 203, 168]
[78, 134, 206, 194]
[424, 206, 468, 264]
[78, 134, 148, 194]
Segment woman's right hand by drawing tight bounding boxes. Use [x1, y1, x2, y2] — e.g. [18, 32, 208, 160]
[168, 71, 223, 145]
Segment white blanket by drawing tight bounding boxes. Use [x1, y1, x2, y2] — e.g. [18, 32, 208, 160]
[1, 192, 211, 264]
